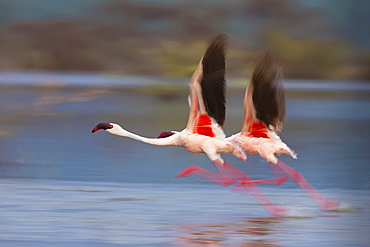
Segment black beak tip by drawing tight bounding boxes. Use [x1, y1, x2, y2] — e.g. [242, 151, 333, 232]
[91, 129, 95, 133]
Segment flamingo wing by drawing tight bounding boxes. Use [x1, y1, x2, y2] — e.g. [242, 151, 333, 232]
[200, 33, 227, 128]
[186, 33, 228, 138]
[241, 51, 286, 136]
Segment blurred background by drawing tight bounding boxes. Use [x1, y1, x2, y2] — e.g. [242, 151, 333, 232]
[0, 0, 369, 80]
[0, 1, 369, 246]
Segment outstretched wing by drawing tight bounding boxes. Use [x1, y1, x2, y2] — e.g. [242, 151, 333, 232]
[242, 50, 286, 135]
[186, 33, 228, 138]
[200, 33, 227, 128]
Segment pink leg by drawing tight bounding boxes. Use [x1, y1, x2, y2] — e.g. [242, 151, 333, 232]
[275, 160, 340, 210]
[176, 161, 289, 215]
[240, 162, 290, 185]
[213, 160, 249, 181]
[241, 176, 290, 185]
[175, 160, 254, 187]
[214, 160, 289, 215]
[232, 181, 288, 215]
[175, 165, 237, 186]
[223, 161, 289, 186]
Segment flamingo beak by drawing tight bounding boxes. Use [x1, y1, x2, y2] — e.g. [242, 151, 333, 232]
[91, 122, 113, 133]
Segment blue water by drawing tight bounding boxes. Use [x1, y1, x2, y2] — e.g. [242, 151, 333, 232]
[0, 74, 369, 246]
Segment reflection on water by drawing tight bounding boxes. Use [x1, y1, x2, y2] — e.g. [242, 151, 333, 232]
[0, 77, 369, 246]
[178, 217, 284, 246]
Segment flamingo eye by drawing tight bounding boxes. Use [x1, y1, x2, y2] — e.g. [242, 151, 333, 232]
[109, 125, 113, 128]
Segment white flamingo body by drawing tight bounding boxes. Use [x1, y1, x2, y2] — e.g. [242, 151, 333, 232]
[180, 132, 232, 158]
[227, 130, 296, 164]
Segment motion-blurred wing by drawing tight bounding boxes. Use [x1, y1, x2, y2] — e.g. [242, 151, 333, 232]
[242, 51, 286, 134]
[200, 33, 227, 128]
[186, 33, 228, 136]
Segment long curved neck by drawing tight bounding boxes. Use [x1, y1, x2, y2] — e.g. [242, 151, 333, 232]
[107, 125, 179, 146]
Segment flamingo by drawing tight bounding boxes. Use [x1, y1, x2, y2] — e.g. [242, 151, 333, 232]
[92, 33, 246, 176]
[225, 50, 296, 165]
[177, 51, 340, 213]
[226, 51, 340, 211]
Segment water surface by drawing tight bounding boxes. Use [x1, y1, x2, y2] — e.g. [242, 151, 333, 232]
[0, 75, 369, 246]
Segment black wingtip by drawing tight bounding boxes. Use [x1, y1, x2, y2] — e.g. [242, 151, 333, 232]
[251, 50, 286, 131]
[200, 33, 228, 127]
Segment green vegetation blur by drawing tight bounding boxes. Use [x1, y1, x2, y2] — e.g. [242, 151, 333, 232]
[0, 0, 368, 80]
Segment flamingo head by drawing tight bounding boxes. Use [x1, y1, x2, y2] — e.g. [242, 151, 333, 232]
[92, 122, 114, 133]
[157, 131, 176, 138]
